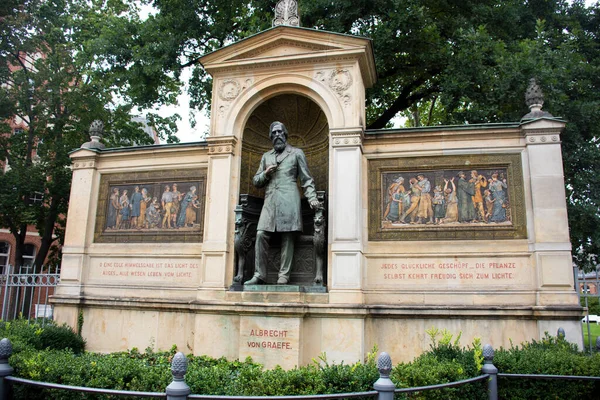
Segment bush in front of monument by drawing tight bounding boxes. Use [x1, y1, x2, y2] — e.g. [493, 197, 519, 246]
[0, 318, 85, 354]
[392, 330, 485, 399]
[4, 327, 600, 399]
[493, 334, 600, 400]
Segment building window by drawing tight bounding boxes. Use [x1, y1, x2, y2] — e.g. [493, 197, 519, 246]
[0, 242, 9, 274]
[12, 128, 24, 136]
[29, 191, 44, 204]
[20, 244, 36, 274]
[581, 284, 591, 294]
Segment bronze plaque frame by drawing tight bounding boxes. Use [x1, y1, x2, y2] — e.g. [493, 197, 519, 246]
[95, 169, 207, 243]
[368, 153, 526, 241]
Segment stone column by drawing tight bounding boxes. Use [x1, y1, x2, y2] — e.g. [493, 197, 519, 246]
[54, 150, 100, 326]
[201, 136, 238, 299]
[329, 128, 364, 303]
[522, 119, 576, 307]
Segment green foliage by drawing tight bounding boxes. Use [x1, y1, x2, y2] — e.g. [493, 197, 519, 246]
[37, 323, 85, 354]
[0, 0, 180, 271]
[10, 348, 173, 399]
[493, 333, 600, 400]
[8, 347, 377, 399]
[0, 319, 84, 354]
[582, 323, 600, 351]
[76, 309, 84, 337]
[581, 296, 600, 315]
[4, 327, 600, 400]
[392, 329, 486, 400]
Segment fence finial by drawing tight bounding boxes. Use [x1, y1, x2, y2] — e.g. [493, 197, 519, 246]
[0, 338, 14, 400]
[0, 339, 12, 364]
[166, 352, 190, 400]
[481, 344, 498, 400]
[377, 352, 392, 377]
[373, 352, 395, 400]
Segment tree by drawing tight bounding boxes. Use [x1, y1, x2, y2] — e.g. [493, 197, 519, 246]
[135, 0, 600, 269]
[0, 0, 180, 271]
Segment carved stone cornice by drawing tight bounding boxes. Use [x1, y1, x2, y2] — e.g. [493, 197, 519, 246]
[72, 158, 97, 170]
[522, 128, 563, 146]
[206, 136, 238, 155]
[70, 149, 99, 170]
[209, 52, 366, 79]
[330, 128, 363, 148]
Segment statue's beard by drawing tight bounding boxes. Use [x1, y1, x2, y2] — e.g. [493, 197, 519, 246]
[273, 138, 286, 152]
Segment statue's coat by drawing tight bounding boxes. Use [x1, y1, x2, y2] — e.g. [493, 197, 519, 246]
[253, 144, 317, 232]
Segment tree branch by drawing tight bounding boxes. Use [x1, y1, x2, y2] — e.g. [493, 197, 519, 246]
[367, 75, 440, 129]
[9, 51, 31, 75]
[427, 96, 438, 126]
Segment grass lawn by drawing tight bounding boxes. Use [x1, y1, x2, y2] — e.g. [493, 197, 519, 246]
[582, 322, 600, 351]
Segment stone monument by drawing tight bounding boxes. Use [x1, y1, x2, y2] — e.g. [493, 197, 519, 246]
[52, 1, 582, 369]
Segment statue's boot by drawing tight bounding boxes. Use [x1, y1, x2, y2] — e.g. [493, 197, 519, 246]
[244, 276, 265, 285]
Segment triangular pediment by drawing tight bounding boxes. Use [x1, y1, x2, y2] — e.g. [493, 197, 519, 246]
[200, 26, 371, 66]
[228, 39, 341, 62]
[200, 25, 377, 89]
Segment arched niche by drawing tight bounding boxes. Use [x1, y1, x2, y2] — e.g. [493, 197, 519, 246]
[239, 94, 329, 198]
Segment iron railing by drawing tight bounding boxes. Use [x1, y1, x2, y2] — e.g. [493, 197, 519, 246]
[574, 266, 600, 353]
[0, 330, 599, 400]
[0, 265, 59, 324]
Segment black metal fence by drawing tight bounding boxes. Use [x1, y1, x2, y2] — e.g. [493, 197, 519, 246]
[0, 334, 598, 400]
[0, 265, 59, 324]
[574, 266, 600, 353]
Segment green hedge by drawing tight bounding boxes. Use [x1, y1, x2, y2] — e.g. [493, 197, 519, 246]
[493, 334, 600, 400]
[3, 324, 600, 400]
[581, 296, 600, 315]
[0, 319, 85, 354]
[8, 348, 380, 399]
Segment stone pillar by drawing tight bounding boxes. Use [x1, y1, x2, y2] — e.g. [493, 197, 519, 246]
[54, 150, 100, 326]
[329, 128, 364, 303]
[201, 136, 238, 298]
[522, 119, 576, 307]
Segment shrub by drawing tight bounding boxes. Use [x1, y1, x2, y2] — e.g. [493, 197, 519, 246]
[4, 326, 600, 400]
[493, 334, 600, 400]
[38, 323, 85, 354]
[391, 329, 486, 400]
[0, 319, 85, 354]
[0, 319, 43, 353]
[581, 296, 600, 315]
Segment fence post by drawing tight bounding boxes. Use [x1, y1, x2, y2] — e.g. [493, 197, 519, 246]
[166, 352, 190, 400]
[596, 336, 600, 352]
[0, 338, 13, 400]
[373, 352, 395, 400]
[481, 344, 498, 400]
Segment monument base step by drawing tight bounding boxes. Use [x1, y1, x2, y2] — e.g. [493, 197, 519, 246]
[230, 284, 327, 293]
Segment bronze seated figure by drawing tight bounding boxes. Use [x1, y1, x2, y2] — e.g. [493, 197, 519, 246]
[231, 192, 327, 289]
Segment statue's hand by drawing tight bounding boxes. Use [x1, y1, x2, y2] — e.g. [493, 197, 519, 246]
[265, 164, 277, 177]
[309, 198, 321, 210]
